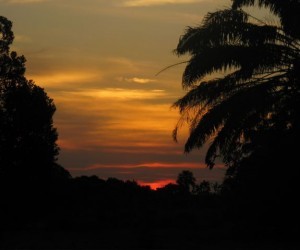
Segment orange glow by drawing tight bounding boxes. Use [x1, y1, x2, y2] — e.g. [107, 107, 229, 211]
[28, 71, 100, 87]
[138, 179, 176, 190]
[57, 139, 82, 151]
[138, 162, 206, 168]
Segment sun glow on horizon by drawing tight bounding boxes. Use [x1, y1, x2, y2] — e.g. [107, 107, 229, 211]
[138, 179, 176, 190]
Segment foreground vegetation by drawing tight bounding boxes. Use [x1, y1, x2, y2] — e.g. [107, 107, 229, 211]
[1, 173, 298, 249]
[1, 0, 300, 248]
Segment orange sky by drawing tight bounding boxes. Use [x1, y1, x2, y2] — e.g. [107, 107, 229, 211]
[1, 0, 230, 186]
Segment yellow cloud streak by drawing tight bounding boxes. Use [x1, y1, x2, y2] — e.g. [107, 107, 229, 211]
[28, 72, 101, 87]
[124, 77, 156, 84]
[78, 88, 166, 100]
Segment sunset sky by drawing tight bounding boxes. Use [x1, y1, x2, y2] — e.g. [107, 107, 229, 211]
[1, 0, 231, 188]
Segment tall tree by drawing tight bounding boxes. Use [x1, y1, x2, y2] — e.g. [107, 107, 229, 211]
[0, 16, 64, 182]
[173, 2, 300, 169]
[176, 170, 196, 193]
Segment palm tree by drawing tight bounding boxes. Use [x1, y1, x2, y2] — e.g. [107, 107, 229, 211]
[173, 2, 300, 168]
[232, 0, 300, 39]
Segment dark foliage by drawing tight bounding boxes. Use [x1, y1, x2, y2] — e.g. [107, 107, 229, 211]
[0, 16, 70, 183]
[172, 0, 300, 212]
[176, 170, 196, 193]
[173, 2, 300, 169]
[170, 1, 300, 247]
[232, 0, 300, 39]
[1, 172, 297, 249]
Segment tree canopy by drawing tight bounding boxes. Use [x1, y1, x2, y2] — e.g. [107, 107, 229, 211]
[173, 0, 300, 170]
[0, 16, 66, 182]
[232, 0, 300, 39]
[176, 170, 196, 193]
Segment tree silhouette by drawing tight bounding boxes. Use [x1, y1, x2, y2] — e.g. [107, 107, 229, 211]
[172, 2, 300, 169]
[194, 180, 211, 196]
[232, 0, 300, 39]
[0, 16, 64, 182]
[176, 170, 196, 193]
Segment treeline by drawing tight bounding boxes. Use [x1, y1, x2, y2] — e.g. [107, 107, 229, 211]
[1, 171, 221, 230]
[0, 172, 219, 249]
[1, 170, 297, 249]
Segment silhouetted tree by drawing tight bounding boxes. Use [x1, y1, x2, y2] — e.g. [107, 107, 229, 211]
[172, 1, 300, 169]
[52, 163, 72, 181]
[211, 182, 222, 194]
[0, 16, 63, 183]
[222, 125, 299, 198]
[194, 180, 211, 196]
[232, 0, 300, 39]
[157, 183, 180, 195]
[176, 170, 196, 193]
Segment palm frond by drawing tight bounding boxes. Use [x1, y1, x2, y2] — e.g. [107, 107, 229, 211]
[173, 3, 299, 168]
[183, 76, 285, 152]
[173, 69, 256, 113]
[175, 9, 282, 56]
[232, 0, 300, 39]
[181, 43, 292, 87]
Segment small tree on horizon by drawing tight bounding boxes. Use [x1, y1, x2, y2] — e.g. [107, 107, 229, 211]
[176, 170, 196, 193]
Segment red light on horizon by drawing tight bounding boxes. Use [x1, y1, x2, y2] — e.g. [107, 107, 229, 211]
[138, 179, 176, 190]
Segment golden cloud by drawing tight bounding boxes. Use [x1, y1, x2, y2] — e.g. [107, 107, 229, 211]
[124, 77, 157, 84]
[28, 71, 101, 88]
[71, 88, 166, 100]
